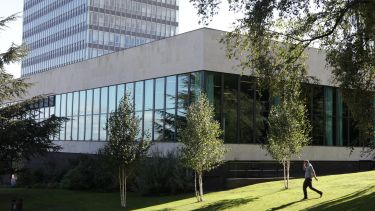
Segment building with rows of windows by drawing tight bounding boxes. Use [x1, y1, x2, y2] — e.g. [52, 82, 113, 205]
[20, 28, 374, 180]
[21, 0, 179, 76]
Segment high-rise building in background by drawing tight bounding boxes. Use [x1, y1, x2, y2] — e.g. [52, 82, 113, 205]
[21, 0, 179, 76]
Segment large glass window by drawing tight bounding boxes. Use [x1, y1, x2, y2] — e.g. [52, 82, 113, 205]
[223, 74, 238, 143]
[239, 76, 256, 143]
[126, 83, 134, 107]
[144, 80, 154, 110]
[93, 88, 100, 114]
[166, 76, 176, 109]
[79, 91, 86, 116]
[312, 86, 324, 145]
[154, 78, 165, 141]
[325, 87, 334, 146]
[155, 78, 165, 110]
[116, 84, 125, 110]
[190, 72, 202, 103]
[73, 92, 79, 116]
[108, 86, 116, 114]
[100, 87, 108, 114]
[92, 115, 100, 141]
[205, 72, 222, 122]
[135, 81, 144, 112]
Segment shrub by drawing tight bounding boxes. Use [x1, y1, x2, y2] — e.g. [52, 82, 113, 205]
[60, 156, 115, 191]
[136, 150, 193, 196]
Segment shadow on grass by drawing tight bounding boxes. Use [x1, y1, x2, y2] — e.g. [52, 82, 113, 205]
[268, 199, 305, 211]
[192, 197, 258, 211]
[305, 185, 375, 211]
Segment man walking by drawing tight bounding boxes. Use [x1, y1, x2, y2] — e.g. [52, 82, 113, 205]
[303, 160, 323, 199]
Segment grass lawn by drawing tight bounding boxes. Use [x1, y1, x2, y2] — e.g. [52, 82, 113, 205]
[1, 170, 374, 211]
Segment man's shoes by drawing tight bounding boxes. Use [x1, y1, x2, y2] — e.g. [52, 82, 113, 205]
[320, 192, 323, 198]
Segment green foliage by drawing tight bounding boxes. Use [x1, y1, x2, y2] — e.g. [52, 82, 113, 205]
[179, 93, 227, 201]
[190, 0, 375, 152]
[60, 156, 115, 191]
[100, 94, 151, 207]
[0, 14, 63, 168]
[179, 93, 227, 174]
[267, 101, 311, 162]
[100, 94, 151, 171]
[136, 150, 193, 196]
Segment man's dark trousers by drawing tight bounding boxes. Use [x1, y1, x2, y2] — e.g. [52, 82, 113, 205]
[303, 178, 322, 199]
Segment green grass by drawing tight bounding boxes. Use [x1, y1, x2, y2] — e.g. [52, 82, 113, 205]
[1, 170, 374, 211]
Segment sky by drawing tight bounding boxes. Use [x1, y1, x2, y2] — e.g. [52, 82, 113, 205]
[0, 0, 236, 78]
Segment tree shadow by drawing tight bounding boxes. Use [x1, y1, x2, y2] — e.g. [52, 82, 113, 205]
[192, 197, 258, 211]
[268, 199, 305, 211]
[305, 185, 375, 211]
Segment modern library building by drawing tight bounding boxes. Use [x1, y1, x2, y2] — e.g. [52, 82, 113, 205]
[20, 28, 374, 182]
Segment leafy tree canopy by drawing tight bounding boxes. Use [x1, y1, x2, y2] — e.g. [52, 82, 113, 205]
[0, 14, 63, 172]
[190, 0, 375, 150]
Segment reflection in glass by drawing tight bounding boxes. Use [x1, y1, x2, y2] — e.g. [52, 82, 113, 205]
[92, 115, 100, 141]
[223, 74, 238, 143]
[55, 95, 61, 117]
[136, 111, 143, 139]
[100, 115, 107, 141]
[205, 72, 222, 121]
[108, 86, 116, 114]
[85, 115, 92, 141]
[190, 72, 202, 103]
[144, 80, 154, 110]
[126, 83, 134, 107]
[86, 89, 93, 115]
[166, 76, 176, 109]
[116, 84, 125, 110]
[101, 87, 108, 114]
[66, 119, 72, 141]
[73, 92, 79, 116]
[79, 91, 86, 115]
[135, 81, 144, 112]
[177, 74, 189, 111]
[61, 94, 67, 116]
[312, 86, 324, 145]
[164, 109, 176, 141]
[67, 93, 73, 117]
[154, 111, 164, 141]
[324, 87, 333, 146]
[72, 117, 78, 140]
[155, 78, 165, 110]
[239, 76, 256, 143]
[93, 88, 100, 114]
[79, 116, 85, 140]
[144, 111, 153, 139]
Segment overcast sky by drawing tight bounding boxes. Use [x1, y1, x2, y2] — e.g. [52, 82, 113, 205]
[0, 0, 236, 78]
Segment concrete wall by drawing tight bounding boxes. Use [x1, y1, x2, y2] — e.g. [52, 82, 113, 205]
[22, 28, 332, 100]
[55, 140, 373, 161]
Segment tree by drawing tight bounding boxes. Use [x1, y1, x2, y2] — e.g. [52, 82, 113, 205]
[266, 79, 311, 189]
[0, 14, 64, 174]
[179, 93, 227, 202]
[100, 94, 151, 208]
[190, 0, 375, 153]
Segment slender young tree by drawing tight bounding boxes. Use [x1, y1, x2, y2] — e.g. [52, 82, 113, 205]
[100, 94, 151, 208]
[179, 93, 227, 202]
[266, 84, 311, 189]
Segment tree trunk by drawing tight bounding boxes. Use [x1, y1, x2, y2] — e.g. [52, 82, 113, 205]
[198, 172, 204, 202]
[194, 171, 199, 201]
[119, 167, 127, 208]
[283, 161, 287, 189]
[286, 160, 290, 189]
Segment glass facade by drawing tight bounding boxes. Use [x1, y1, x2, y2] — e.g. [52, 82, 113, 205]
[21, 0, 179, 76]
[34, 71, 373, 146]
